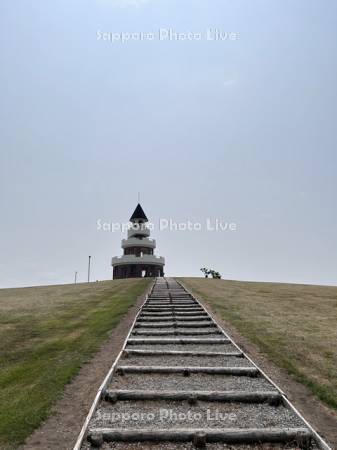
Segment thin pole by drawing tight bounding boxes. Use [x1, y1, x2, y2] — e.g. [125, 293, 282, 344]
[88, 256, 91, 283]
[75, 271, 78, 284]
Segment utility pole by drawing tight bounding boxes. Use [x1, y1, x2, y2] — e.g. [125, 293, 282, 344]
[88, 256, 91, 283]
[74, 271, 78, 284]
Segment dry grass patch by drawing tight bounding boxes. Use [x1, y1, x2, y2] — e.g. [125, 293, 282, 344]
[179, 277, 337, 411]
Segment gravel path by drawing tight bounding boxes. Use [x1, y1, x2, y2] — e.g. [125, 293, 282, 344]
[79, 278, 325, 450]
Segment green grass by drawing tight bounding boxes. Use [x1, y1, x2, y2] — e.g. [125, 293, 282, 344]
[0, 278, 151, 449]
[179, 277, 337, 411]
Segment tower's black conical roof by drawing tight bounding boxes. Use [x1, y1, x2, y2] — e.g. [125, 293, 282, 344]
[130, 203, 148, 222]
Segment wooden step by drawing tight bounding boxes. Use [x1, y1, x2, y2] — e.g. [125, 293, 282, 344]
[127, 338, 231, 345]
[138, 316, 211, 322]
[132, 330, 221, 336]
[116, 366, 259, 376]
[104, 389, 281, 404]
[134, 322, 216, 328]
[124, 349, 243, 357]
[88, 427, 311, 446]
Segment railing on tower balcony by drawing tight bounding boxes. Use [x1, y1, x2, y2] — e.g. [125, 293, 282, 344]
[111, 255, 165, 266]
[127, 227, 151, 238]
[121, 237, 156, 249]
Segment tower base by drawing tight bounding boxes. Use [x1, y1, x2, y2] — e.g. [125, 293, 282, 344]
[113, 264, 164, 279]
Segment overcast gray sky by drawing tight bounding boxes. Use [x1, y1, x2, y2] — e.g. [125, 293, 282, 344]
[1, 0, 337, 288]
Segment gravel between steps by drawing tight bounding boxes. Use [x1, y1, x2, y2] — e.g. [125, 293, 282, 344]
[119, 355, 253, 367]
[125, 344, 239, 352]
[91, 400, 303, 430]
[146, 301, 196, 304]
[108, 373, 275, 392]
[135, 323, 213, 326]
[140, 312, 206, 315]
[138, 316, 209, 320]
[131, 333, 223, 339]
[134, 323, 216, 328]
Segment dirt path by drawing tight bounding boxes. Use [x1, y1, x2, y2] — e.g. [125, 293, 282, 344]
[198, 295, 337, 449]
[20, 284, 152, 450]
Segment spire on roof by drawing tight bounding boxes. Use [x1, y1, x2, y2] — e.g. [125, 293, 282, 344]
[130, 203, 148, 222]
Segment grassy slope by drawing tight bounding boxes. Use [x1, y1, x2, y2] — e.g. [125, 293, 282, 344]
[179, 277, 337, 411]
[0, 278, 151, 449]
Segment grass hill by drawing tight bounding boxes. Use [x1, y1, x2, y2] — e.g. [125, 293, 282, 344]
[0, 278, 151, 449]
[179, 277, 337, 412]
[2, 276, 336, 449]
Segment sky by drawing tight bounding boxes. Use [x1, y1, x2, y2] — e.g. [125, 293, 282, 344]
[0, 0, 337, 288]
